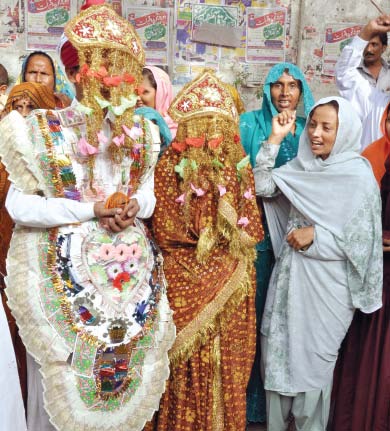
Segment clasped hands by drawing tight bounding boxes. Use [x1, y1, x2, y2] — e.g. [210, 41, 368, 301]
[93, 198, 140, 232]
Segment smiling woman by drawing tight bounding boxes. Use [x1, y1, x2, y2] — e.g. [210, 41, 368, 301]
[252, 96, 383, 430]
[307, 100, 339, 159]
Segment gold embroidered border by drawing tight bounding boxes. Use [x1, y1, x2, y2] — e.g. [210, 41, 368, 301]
[169, 258, 249, 364]
[218, 197, 238, 226]
[212, 334, 224, 431]
[218, 198, 257, 248]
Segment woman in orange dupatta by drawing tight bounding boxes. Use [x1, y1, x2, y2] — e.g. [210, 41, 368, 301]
[361, 105, 390, 185]
[147, 70, 263, 431]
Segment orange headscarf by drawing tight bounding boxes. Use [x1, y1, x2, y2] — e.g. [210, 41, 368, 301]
[5, 82, 56, 114]
[362, 102, 390, 186]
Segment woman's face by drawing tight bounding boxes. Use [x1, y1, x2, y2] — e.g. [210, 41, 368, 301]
[307, 104, 338, 160]
[12, 96, 36, 117]
[25, 55, 55, 90]
[270, 72, 301, 112]
[138, 76, 156, 109]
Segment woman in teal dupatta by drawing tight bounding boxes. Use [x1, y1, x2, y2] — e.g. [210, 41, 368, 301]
[240, 62, 314, 424]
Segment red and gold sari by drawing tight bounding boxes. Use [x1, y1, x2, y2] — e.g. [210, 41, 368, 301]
[147, 70, 263, 430]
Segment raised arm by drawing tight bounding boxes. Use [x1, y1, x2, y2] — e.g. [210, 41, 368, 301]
[336, 15, 390, 121]
[253, 110, 296, 197]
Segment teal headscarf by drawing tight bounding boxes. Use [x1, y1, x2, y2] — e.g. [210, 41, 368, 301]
[240, 62, 314, 169]
[135, 107, 172, 158]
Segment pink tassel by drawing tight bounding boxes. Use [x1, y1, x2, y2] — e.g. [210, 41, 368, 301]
[237, 217, 249, 227]
[78, 137, 98, 156]
[190, 183, 205, 197]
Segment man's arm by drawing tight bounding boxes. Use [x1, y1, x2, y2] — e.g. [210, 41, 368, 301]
[336, 15, 390, 121]
[6, 184, 119, 228]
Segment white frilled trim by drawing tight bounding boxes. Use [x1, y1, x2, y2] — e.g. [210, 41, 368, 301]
[5, 228, 72, 364]
[43, 294, 175, 431]
[1, 109, 177, 430]
[6, 228, 176, 430]
[0, 111, 46, 193]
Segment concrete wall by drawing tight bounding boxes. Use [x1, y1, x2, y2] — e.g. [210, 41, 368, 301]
[0, 0, 388, 109]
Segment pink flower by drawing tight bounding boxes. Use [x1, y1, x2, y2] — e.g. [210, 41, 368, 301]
[112, 134, 125, 147]
[97, 130, 108, 146]
[98, 244, 115, 261]
[122, 124, 144, 140]
[123, 259, 139, 274]
[190, 183, 205, 197]
[175, 193, 186, 204]
[237, 217, 249, 227]
[244, 188, 254, 199]
[128, 243, 142, 260]
[77, 137, 98, 156]
[217, 185, 226, 196]
[114, 244, 131, 262]
[106, 262, 122, 280]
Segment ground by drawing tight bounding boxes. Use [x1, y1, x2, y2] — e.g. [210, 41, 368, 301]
[247, 423, 267, 431]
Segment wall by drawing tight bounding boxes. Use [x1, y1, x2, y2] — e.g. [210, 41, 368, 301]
[0, 0, 388, 110]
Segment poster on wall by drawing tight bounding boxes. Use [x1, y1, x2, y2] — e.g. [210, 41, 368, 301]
[124, 0, 173, 6]
[191, 4, 238, 38]
[172, 0, 293, 86]
[0, 0, 23, 47]
[125, 7, 170, 65]
[26, 0, 76, 50]
[173, 2, 220, 84]
[245, 7, 286, 63]
[322, 23, 362, 76]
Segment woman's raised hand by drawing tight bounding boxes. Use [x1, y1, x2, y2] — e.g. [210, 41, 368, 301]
[268, 110, 296, 146]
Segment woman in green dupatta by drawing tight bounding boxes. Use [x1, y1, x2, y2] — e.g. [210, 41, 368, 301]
[240, 62, 314, 425]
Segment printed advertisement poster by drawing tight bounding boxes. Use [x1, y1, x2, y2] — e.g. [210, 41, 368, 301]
[27, 0, 75, 50]
[126, 7, 170, 65]
[174, 3, 219, 74]
[191, 4, 238, 38]
[0, 0, 23, 47]
[322, 23, 362, 76]
[246, 7, 286, 63]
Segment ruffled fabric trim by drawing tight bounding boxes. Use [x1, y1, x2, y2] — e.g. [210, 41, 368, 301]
[43, 294, 175, 431]
[0, 111, 46, 193]
[6, 227, 175, 430]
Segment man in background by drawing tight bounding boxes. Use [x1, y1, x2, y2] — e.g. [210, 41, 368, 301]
[358, 32, 390, 92]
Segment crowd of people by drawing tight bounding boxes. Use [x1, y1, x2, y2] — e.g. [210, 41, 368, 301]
[0, 3, 389, 431]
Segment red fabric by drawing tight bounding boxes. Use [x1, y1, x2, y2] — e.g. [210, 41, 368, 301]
[80, 0, 105, 10]
[60, 40, 79, 68]
[330, 160, 390, 431]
